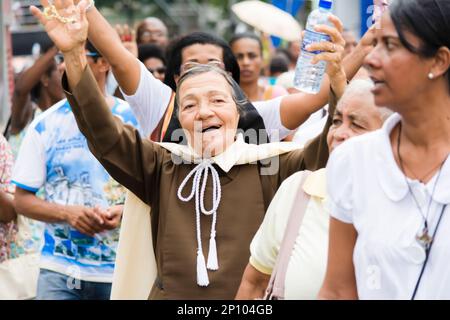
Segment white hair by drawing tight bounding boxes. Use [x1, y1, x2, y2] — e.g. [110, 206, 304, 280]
[339, 79, 393, 122]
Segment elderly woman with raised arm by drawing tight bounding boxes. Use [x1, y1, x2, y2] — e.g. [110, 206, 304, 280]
[31, 0, 349, 299]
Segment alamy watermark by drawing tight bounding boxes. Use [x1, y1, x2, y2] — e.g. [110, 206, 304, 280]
[167, 124, 288, 176]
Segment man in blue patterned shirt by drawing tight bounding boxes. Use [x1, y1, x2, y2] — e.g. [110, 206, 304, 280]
[12, 41, 140, 300]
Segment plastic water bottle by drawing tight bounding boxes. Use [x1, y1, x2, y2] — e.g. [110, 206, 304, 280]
[294, 0, 333, 94]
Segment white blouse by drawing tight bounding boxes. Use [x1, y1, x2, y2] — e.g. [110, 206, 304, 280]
[250, 169, 329, 300]
[326, 113, 450, 300]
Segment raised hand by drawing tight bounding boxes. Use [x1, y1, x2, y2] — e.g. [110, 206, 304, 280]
[115, 24, 138, 58]
[303, 15, 347, 98]
[30, 0, 89, 53]
[306, 14, 346, 81]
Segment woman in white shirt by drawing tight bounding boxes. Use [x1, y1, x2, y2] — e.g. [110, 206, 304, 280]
[235, 79, 391, 300]
[319, 0, 450, 300]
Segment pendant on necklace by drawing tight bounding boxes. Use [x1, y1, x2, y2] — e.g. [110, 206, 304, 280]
[416, 227, 433, 248]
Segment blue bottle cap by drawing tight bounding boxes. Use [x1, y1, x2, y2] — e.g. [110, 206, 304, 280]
[319, 0, 333, 10]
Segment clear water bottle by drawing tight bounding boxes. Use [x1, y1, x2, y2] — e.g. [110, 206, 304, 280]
[294, 0, 333, 94]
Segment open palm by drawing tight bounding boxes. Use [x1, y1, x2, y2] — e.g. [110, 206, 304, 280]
[30, 0, 88, 53]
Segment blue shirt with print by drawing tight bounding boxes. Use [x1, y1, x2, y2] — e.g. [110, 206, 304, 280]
[18, 99, 139, 282]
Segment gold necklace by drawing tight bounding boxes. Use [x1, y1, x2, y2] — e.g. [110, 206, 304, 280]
[401, 159, 445, 184]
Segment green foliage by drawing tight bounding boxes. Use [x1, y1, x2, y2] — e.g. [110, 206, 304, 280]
[94, 0, 307, 37]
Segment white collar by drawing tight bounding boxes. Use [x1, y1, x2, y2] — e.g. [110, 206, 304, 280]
[156, 133, 302, 172]
[157, 133, 302, 287]
[303, 168, 327, 199]
[375, 113, 450, 204]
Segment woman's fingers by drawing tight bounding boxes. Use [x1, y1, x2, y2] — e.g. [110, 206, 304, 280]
[122, 24, 134, 42]
[59, 0, 72, 10]
[78, 0, 88, 22]
[328, 14, 344, 34]
[40, 0, 50, 7]
[54, 0, 64, 10]
[116, 24, 134, 42]
[307, 41, 343, 54]
[314, 24, 345, 47]
[30, 6, 47, 26]
[311, 52, 338, 65]
[115, 24, 136, 42]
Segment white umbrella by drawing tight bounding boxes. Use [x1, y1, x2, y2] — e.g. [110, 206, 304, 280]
[232, 0, 302, 41]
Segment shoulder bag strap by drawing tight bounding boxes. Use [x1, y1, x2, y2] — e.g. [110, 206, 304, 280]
[264, 170, 312, 300]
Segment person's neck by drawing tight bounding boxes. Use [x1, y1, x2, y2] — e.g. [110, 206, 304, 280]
[241, 81, 262, 102]
[38, 93, 54, 111]
[399, 86, 450, 149]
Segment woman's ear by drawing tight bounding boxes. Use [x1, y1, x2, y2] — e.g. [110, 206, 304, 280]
[174, 74, 180, 84]
[430, 46, 450, 78]
[41, 74, 50, 88]
[97, 57, 111, 73]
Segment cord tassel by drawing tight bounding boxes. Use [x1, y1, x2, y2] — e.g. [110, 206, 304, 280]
[197, 249, 209, 287]
[178, 160, 222, 287]
[207, 233, 219, 270]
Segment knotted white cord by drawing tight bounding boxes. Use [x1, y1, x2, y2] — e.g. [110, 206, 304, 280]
[177, 160, 222, 286]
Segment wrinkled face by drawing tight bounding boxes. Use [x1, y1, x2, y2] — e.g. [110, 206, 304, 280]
[144, 57, 166, 82]
[139, 21, 168, 47]
[343, 31, 358, 57]
[231, 38, 263, 84]
[364, 12, 434, 110]
[327, 94, 383, 152]
[178, 72, 240, 158]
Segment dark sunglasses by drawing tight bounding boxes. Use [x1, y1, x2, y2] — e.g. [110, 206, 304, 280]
[55, 52, 100, 64]
[147, 66, 166, 75]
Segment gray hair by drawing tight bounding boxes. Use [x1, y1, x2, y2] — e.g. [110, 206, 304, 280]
[339, 79, 393, 122]
[175, 64, 248, 118]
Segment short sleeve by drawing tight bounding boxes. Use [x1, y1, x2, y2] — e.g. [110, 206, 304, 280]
[12, 127, 46, 193]
[325, 142, 354, 224]
[121, 61, 172, 137]
[254, 97, 292, 142]
[250, 174, 300, 275]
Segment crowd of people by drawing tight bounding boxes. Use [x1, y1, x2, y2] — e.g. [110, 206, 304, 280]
[0, 0, 449, 300]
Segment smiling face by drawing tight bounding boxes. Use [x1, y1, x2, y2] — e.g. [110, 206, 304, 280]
[231, 38, 263, 85]
[327, 85, 384, 153]
[364, 12, 435, 111]
[177, 71, 240, 157]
